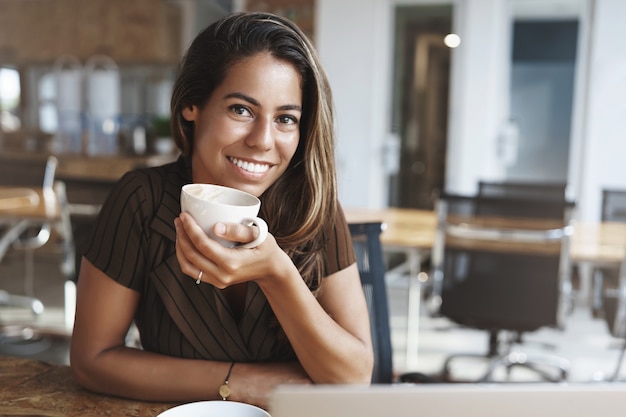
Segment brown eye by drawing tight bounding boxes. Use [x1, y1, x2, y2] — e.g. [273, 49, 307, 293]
[230, 104, 252, 117]
[277, 115, 298, 125]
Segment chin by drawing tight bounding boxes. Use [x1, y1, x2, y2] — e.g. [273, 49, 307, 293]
[232, 184, 265, 198]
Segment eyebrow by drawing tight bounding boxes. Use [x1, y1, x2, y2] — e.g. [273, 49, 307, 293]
[224, 92, 302, 112]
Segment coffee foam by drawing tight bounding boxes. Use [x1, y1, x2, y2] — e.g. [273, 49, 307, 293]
[190, 186, 227, 202]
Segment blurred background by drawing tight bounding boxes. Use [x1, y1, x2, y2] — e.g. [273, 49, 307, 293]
[1, 0, 624, 222]
[2, 0, 626, 382]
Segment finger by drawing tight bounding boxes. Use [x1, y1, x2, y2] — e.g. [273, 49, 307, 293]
[178, 212, 210, 242]
[175, 216, 215, 277]
[213, 222, 259, 246]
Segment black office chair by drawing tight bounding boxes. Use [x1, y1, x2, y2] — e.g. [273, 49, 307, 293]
[349, 222, 394, 384]
[600, 253, 626, 381]
[427, 193, 574, 382]
[591, 189, 626, 317]
[593, 189, 626, 380]
[601, 189, 626, 222]
[57, 176, 116, 283]
[478, 180, 568, 201]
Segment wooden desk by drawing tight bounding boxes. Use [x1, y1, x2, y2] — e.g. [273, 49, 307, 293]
[0, 186, 60, 222]
[0, 356, 177, 416]
[56, 153, 177, 182]
[344, 207, 436, 251]
[345, 207, 626, 267]
[0, 150, 177, 183]
[571, 221, 626, 266]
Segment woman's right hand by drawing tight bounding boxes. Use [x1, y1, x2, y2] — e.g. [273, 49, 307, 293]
[174, 212, 295, 289]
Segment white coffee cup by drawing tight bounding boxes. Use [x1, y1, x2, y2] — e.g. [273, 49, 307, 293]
[180, 184, 268, 249]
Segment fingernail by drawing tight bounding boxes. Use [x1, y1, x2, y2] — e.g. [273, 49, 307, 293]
[214, 222, 226, 236]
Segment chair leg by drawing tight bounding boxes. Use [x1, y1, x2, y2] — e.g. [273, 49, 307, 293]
[24, 248, 35, 297]
[610, 342, 626, 382]
[480, 342, 569, 383]
[0, 289, 44, 316]
[592, 268, 605, 318]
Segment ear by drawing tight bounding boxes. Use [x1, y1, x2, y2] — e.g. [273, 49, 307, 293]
[182, 105, 198, 122]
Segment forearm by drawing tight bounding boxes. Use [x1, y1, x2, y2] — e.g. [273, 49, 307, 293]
[258, 259, 373, 384]
[72, 346, 229, 402]
[71, 346, 310, 408]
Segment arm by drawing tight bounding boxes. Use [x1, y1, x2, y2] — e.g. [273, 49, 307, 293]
[70, 258, 311, 409]
[261, 260, 374, 384]
[175, 213, 374, 384]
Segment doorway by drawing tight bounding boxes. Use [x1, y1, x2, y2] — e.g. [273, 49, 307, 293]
[505, 19, 579, 183]
[389, 5, 453, 209]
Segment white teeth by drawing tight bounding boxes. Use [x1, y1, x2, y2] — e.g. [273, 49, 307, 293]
[229, 157, 270, 173]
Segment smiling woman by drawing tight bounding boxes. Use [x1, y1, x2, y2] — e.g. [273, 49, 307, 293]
[69, 11, 373, 412]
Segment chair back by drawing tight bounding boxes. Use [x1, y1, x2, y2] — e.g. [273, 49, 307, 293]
[0, 154, 58, 250]
[603, 261, 626, 338]
[429, 193, 573, 334]
[349, 222, 393, 384]
[0, 153, 58, 190]
[598, 189, 626, 339]
[478, 180, 567, 201]
[601, 189, 626, 222]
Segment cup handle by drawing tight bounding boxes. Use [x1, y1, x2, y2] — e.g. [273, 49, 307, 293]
[238, 217, 268, 249]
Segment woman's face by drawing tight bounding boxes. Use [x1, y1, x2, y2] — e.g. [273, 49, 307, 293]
[183, 52, 303, 197]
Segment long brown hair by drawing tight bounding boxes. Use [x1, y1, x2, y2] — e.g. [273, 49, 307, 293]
[170, 12, 338, 289]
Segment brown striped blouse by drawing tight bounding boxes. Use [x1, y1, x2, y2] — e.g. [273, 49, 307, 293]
[81, 156, 356, 362]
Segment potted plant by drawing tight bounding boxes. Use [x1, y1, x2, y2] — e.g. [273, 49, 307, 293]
[150, 115, 174, 154]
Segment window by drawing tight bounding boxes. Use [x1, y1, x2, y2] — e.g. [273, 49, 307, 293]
[0, 67, 21, 131]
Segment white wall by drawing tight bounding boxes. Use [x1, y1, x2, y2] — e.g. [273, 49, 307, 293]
[317, 0, 626, 220]
[445, 0, 511, 194]
[316, 0, 391, 208]
[577, 0, 626, 221]
[317, 0, 512, 207]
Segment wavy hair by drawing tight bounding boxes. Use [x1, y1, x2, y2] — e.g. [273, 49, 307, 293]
[170, 12, 337, 289]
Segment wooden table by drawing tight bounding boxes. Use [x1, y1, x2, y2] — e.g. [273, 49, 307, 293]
[0, 356, 178, 416]
[0, 150, 177, 183]
[345, 207, 626, 267]
[344, 207, 626, 371]
[344, 207, 436, 251]
[0, 186, 60, 222]
[571, 220, 626, 266]
[55, 153, 177, 182]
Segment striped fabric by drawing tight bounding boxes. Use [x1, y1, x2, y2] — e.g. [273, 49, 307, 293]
[82, 156, 356, 362]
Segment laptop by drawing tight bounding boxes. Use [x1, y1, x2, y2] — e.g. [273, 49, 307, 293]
[269, 383, 626, 417]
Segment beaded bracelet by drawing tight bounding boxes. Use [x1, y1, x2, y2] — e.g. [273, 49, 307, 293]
[219, 362, 235, 400]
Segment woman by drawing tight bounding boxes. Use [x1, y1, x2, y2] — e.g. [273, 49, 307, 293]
[70, 12, 373, 409]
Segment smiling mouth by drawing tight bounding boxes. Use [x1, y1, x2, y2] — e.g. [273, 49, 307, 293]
[228, 156, 271, 174]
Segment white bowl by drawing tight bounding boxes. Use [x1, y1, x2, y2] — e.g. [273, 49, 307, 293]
[158, 400, 271, 417]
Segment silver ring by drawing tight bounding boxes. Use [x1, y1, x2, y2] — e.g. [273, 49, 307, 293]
[196, 270, 203, 285]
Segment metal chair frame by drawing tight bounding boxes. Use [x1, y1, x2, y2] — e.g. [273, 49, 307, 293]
[349, 222, 394, 384]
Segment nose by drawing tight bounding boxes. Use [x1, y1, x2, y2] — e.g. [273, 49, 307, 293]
[244, 117, 273, 151]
